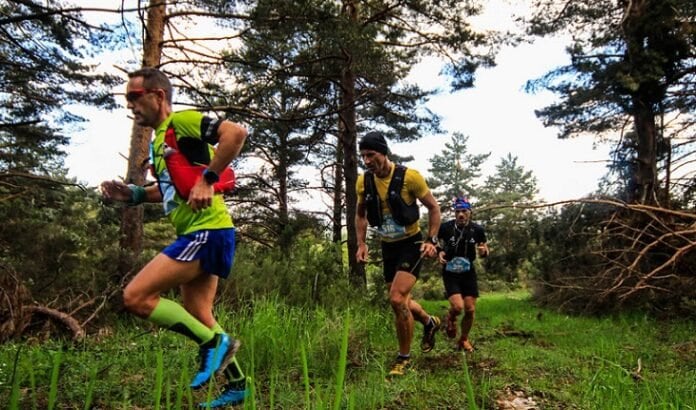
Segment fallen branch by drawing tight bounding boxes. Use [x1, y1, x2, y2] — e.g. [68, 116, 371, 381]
[478, 197, 696, 220]
[22, 305, 85, 341]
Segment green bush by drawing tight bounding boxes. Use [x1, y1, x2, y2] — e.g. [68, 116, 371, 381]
[219, 237, 355, 309]
[0, 186, 121, 302]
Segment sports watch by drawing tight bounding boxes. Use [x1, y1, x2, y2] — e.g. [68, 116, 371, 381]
[429, 236, 439, 245]
[202, 168, 220, 185]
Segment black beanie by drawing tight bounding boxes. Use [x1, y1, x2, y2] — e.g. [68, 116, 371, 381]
[359, 131, 389, 155]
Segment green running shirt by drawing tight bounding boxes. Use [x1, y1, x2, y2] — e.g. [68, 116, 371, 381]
[151, 110, 234, 235]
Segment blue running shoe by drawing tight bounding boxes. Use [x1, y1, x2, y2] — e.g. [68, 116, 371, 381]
[198, 384, 249, 408]
[190, 333, 240, 389]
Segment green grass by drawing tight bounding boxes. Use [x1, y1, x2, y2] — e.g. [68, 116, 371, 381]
[1, 291, 694, 409]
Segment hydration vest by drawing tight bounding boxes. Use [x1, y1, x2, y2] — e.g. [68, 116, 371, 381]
[363, 164, 420, 228]
[158, 123, 236, 199]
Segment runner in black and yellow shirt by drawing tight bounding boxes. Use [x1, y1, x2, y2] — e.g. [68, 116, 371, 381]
[355, 131, 442, 377]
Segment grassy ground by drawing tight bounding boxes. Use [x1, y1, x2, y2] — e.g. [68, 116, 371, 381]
[1, 291, 694, 409]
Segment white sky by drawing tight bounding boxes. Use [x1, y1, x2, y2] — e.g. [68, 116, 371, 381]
[400, 38, 611, 203]
[65, 1, 612, 204]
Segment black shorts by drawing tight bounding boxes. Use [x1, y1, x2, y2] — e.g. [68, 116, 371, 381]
[442, 269, 479, 298]
[381, 233, 424, 282]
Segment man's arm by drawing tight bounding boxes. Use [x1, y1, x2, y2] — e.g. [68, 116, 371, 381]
[419, 191, 441, 257]
[477, 229, 490, 257]
[204, 120, 248, 175]
[476, 226, 489, 257]
[355, 201, 369, 262]
[142, 184, 163, 203]
[477, 242, 490, 257]
[188, 120, 248, 211]
[100, 180, 162, 204]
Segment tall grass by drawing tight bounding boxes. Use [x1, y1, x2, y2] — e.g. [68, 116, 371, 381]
[461, 355, 477, 410]
[300, 344, 310, 407]
[1, 291, 693, 409]
[153, 349, 163, 410]
[332, 312, 349, 410]
[82, 364, 97, 410]
[47, 349, 61, 409]
[8, 352, 20, 410]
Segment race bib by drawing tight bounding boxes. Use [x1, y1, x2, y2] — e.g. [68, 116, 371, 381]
[376, 215, 408, 240]
[446, 256, 471, 273]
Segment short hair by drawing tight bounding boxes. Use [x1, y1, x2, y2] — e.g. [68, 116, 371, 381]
[128, 67, 173, 104]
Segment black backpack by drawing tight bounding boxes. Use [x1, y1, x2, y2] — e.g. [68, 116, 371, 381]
[363, 164, 420, 228]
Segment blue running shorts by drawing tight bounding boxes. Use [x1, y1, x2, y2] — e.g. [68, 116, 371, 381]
[162, 228, 236, 279]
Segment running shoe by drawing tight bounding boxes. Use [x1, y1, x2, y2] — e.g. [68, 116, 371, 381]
[387, 355, 411, 377]
[420, 316, 441, 353]
[198, 379, 249, 408]
[190, 333, 240, 389]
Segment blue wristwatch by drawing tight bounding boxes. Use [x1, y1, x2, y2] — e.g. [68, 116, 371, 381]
[202, 168, 220, 185]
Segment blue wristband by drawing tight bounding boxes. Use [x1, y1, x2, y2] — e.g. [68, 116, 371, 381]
[127, 184, 146, 205]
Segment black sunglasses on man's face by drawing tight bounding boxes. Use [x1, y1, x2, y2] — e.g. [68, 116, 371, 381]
[125, 88, 160, 103]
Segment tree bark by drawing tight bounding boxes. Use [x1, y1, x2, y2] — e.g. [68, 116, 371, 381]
[278, 128, 290, 250]
[333, 132, 344, 246]
[623, 0, 658, 205]
[118, 0, 166, 276]
[632, 97, 658, 205]
[340, 0, 365, 287]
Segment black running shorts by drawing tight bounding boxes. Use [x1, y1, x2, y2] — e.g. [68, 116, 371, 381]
[442, 269, 479, 298]
[381, 233, 424, 282]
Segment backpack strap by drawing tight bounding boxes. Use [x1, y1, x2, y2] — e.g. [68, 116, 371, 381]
[387, 165, 420, 226]
[387, 164, 406, 200]
[363, 164, 419, 228]
[363, 170, 383, 227]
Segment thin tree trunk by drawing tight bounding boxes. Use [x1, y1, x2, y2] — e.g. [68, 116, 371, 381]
[118, 0, 166, 276]
[623, 0, 658, 206]
[632, 97, 658, 205]
[333, 132, 344, 245]
[278, 129, 290, 250]
[660, 106, 670, 208]
[340, 0, 365, 287]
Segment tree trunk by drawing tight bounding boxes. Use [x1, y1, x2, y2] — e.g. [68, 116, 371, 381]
[623, 0, 658, 206]
[278, 129, 290, 250]
[632, 99, 657, 205]
[118, 0, 166, 276]
[340, 0, 365, 287]
[333, 130, 344, 245]
[659, 106, 670, 208]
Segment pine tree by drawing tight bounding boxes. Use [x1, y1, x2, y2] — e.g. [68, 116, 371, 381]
[426, 132, 490, 207]
[524, 0, 696, 205]
[190, 0, 502, 285]
[477, 153, 539, 282]
[0, 1, 120, 181]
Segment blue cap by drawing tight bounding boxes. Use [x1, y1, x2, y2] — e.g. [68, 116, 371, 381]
[452, 197, 471, 210]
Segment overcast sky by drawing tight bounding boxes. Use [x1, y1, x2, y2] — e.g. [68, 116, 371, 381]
[65, 1, 612, 204]
[399, 38, 611, 203]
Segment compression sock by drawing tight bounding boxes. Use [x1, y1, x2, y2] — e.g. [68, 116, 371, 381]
[147, 297, 215, 345]
[211, 323, 246, 383]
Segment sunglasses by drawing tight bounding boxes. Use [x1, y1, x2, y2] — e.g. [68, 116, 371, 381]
[125, 88, 160, 103]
